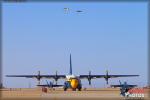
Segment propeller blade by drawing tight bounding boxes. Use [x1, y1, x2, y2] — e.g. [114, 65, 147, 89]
[88, 70, 92, 85]
[105, 78, 109, 84]
[55, 71, 58, 85]
[56, 71, 57, 75]
[89, 80, 91, 85]
[106, 70, 108, 76]
[104, 70, 109, 85]
[37, 71, 41, 85]
[38, 71, 40, 75]
[89, 71, 91, 75]
[106, 80, 108, 84]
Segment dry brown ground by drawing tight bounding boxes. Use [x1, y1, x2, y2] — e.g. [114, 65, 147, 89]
[0, 88, 149, 100]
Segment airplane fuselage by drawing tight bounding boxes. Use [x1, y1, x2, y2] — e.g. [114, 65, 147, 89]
[64, 75, 82, 91]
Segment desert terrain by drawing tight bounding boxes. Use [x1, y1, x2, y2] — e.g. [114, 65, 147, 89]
[0, 88, 149, 100]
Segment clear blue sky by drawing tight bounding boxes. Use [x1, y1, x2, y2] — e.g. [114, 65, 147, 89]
[2, 2, 148, 88]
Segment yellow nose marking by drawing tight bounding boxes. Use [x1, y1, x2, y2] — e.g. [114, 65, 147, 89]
[70, 79, 78, 89]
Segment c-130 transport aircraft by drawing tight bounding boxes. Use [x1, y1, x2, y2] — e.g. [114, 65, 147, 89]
[6, 54, 139, 91]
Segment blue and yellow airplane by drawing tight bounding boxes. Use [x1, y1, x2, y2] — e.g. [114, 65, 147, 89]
[6, 54, 139, 91]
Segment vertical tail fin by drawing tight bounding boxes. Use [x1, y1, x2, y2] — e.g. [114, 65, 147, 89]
[69, 54, 72, 75]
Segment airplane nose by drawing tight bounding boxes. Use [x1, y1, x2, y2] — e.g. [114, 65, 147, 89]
[71, 79, 78, 89]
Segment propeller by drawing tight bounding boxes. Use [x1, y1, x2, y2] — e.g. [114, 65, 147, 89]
[55, 71, 58, 85]
[88, 71, 92, 85]
[37, 71, 41, 85]
[104, 70, 109, 84]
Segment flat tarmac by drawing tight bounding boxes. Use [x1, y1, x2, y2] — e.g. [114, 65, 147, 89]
[0, 88, 149, 100]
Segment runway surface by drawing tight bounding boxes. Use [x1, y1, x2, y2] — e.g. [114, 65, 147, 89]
[0, 88, 149, 100]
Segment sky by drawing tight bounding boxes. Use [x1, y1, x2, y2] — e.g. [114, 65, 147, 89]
[2, 2, 148, 88]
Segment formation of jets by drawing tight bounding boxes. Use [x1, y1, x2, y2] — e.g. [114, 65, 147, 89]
[64, 8, 83, 13]
[6, 54, 139, 91]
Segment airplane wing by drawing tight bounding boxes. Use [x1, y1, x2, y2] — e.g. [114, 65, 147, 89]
[6, 75, 66, 79]
[79, 74, 139, 84]
[6, 71, 66, 80]
[127, 85, 137, 87]
[106, 75, 139, 78]
[79, 75, 139, 79]
[110, 85, 123, 87]
[111, 85, 137, 87]
[37, 84, 63, 87]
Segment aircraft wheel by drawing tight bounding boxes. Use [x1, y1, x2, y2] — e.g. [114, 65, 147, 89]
[78, 88, 81, 91]
[77, 85, 82, 91]
[64, 88, 67, 91]
[63, 86, 67, 91]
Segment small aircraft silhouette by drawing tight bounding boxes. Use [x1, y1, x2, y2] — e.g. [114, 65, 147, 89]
[76, 10, 83, 13]
[64, 8, 69, 11]
[37, 80, 63, 88]
[111, 81, 137, 97]
[64, 8, 83, 13]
